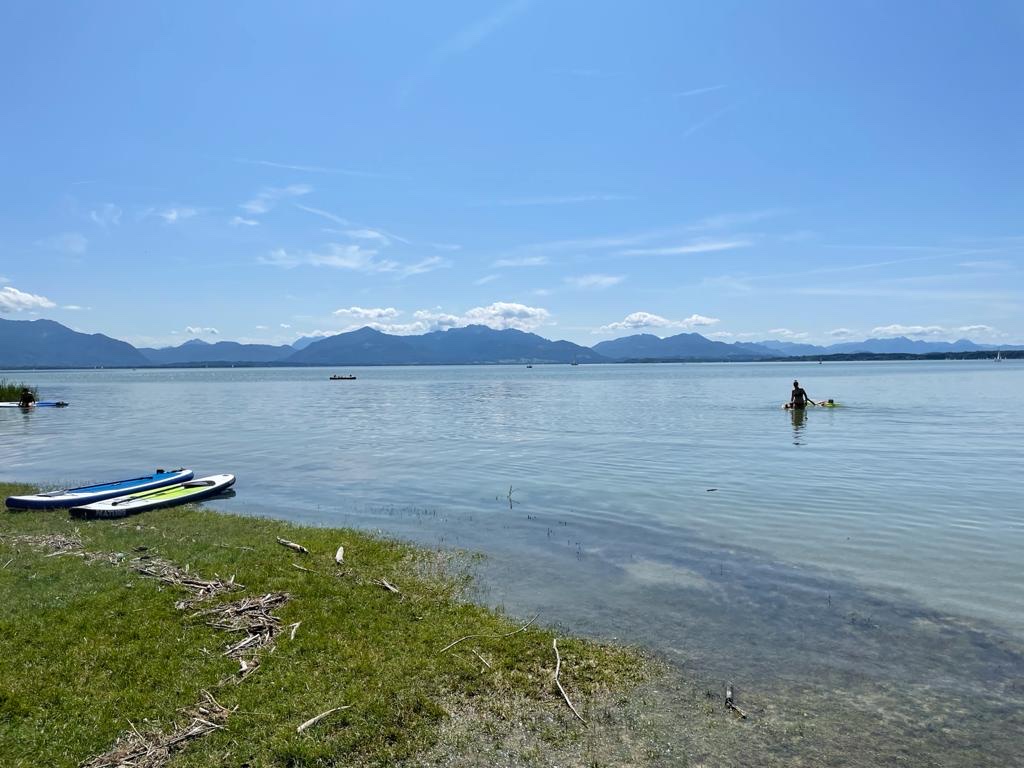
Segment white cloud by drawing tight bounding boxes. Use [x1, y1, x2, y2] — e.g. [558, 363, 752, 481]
[599, 311, 720, 333]
[333, 306, 400, 320]
[871, 324, 947, 338]
[475, 274, 500, 285]
[231, 216, 259, 227]
[156, 207, 198, 224]
[241, 184, 312, 215]
[491, 255, 548, 268]
[565, 274, 624, 289]
[0, 286, 57, 313]
[349, 302, 552, 336]
[255, 325, 268, 330]
[0, 275, 9, 284]
[89, 203, 122, 227]
[767, 328, 809, 340]
[185, 326, 219, 335]
[619, 239, 750, 257]
[62, 305, 88, 310]
[956, 324, 995, 335]
[280, 323, 291, 329]
[460, 302, 550, 330]
[36, 232, 88, 254]
[828, 328, 856, 338]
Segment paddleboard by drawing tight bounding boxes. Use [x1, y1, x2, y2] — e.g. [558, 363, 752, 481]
[5, 469, 194, 510]
[0, 401, 69, 408]
[70, 474, 235, 519]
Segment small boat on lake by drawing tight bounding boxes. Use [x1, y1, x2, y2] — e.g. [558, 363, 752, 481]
[330, 374, 357, 380]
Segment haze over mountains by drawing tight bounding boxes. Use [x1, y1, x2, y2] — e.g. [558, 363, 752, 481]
[0, 317, 1018, 369]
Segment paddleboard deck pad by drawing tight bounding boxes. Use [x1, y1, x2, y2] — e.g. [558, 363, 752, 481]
[0, 401, 69, 408]
[70, 474, 235, 519]
[5, 469, 194, 510]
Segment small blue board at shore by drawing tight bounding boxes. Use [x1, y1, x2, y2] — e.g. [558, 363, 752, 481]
[5, 468, 194, 510]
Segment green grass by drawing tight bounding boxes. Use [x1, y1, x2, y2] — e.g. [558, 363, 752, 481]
[0, 483, 649, 767]
[0, 379, 37, 401]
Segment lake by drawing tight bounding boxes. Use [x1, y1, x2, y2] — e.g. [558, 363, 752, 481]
[3, 360, 1023, 762]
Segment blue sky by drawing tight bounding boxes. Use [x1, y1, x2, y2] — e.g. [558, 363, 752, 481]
[1, 1, 1021, 347]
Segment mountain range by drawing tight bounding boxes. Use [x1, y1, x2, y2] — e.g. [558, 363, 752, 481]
[0, 317, 1019, 369]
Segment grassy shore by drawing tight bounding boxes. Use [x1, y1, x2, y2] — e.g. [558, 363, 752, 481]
[0, 482, 652, 767]
[0, 379, 37, 401]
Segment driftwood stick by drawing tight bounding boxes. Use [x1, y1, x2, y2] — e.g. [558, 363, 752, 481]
[296, 705, 351, 733]
[553, 638, 586, 723]
[334, 545, 345, 565]
[291, 563, 315, 573]
[439, 613, 540, 654]
[725, 683, 748, 719]
[375, 577, 400, 594]
[289, 622, 301, 640]
[471, 649, 493, 669]
[276, 537, 309, 554]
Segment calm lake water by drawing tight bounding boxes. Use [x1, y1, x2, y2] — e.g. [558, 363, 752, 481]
[3, 361, 1023, 760]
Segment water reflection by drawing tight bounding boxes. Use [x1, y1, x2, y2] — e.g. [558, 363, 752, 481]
[789, 406, 807, 444]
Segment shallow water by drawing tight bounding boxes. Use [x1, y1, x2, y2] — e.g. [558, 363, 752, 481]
[3, 361, 1024, 762]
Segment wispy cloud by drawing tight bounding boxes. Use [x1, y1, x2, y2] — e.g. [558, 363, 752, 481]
[689, 209, 784, 230]
[154, 207, 198, 224]
[475, 274, 500, 285]
[673, 84, 727, 98]
[185, 326, 219, 335]
[679, 104, 736, 141]
[259, 244, 449, 278]
[235, 158, 381, 177]
[294, 204, 350, 226]
[398, 256, 451, 278]
[241, 185, 312, 215]
[443, 0, 531, 55]
[35, 232, 88, 254]
[231, 216, 259, 227]
[62, 304, 89, 311]
[491, 255, 548, 268]
[565, 274, 624, 289]
[400, 0, 531, 100]
[493, 194, 632, 207]
[598, 311, 719, 333]
[828, 328, 856, 338]
[0, 286, 57, 313]
[619, 239, 750, 257]
[89, 203, 122, 227]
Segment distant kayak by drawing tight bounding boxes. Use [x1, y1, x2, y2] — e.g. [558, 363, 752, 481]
[330, 375, 356, 380]
[70, 473, 235, 519]
[0, 401, 69, 408]
[5, 468, 194, 510]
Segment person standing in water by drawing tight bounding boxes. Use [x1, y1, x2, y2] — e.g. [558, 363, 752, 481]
[788, 380, 812, 410]
[18, 387, 36, 408]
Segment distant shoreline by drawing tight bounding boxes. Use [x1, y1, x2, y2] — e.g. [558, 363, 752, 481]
[0, 349, 1020, 371]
